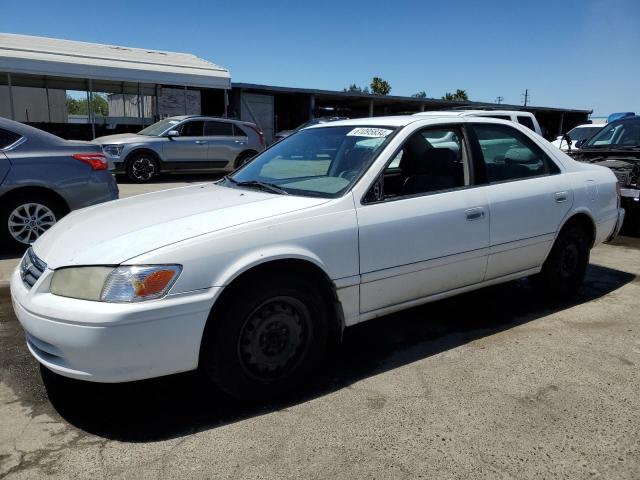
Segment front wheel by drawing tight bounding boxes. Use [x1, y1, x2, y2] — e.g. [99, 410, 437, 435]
[201, 275, 329, 401]
[531, 224, 590, 301]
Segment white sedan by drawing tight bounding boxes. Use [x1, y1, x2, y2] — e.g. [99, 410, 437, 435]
[11, 116, 624, 400]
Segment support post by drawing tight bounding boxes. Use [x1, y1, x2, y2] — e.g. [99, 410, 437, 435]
[419, 103, 425, 112]
[138, 83, 145, 127]
[87, 79, 96, 140]
[558, 113, 565, 136]
[183, 86, 188, 115]
[309, 94, 315, 120]
[44, 77, 51, 122]
[368, 99, 374, 117]
[224, 89, 229, 117]
[7, 73, 15, 120]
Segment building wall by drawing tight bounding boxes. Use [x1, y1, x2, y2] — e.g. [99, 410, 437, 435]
[107, 93, 154, 118]
[0, 86, 67, 122]
[157, 87, 201, 117]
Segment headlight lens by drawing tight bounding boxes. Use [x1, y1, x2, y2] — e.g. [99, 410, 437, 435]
[102, 144, 124, 158]
[50, 265, 181, 302]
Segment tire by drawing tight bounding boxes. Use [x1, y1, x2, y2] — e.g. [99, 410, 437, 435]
[201, 275, 330, 401]
[531, 224, 590, 301]
[126, 152, 159, 183]
[0, 192, 66, 251]
[235, 151, 256, 169]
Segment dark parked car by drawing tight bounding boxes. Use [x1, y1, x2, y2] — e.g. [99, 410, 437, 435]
[0, 117, 118, 250]
[570, 115, 640, 234]
[272, 117, 349, 143]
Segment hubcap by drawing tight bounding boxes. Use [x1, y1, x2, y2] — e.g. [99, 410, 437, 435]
[8, 203, 57, 245]
[131, 157, 156, 181]
[238, 297, 309, 381]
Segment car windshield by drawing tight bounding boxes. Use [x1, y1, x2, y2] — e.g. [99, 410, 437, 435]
[228, 126, 397, 197]
[568, 126, 603, 142]
[138, 118, 181, 136]
[584, 118, 640, 148]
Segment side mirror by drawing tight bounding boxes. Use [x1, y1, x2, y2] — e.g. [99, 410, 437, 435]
[561, 134, 573, 152]
[166, 130, 179, 139]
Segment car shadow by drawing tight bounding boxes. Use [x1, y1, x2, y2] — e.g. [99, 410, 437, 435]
[42, 263, 635, 442]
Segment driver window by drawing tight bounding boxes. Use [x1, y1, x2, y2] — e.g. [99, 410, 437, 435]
[367, 128, 467, 202]
[177, 121, 204, 137]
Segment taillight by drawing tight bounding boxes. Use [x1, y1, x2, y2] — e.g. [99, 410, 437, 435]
[73, 153, 108, 171]
[244, 123, 265, 147]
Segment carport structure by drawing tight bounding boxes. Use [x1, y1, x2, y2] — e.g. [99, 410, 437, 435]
[0, 33, 230, 139]
[231, 83, 591, 142]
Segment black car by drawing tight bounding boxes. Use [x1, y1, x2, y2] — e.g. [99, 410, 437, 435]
[570, 116, 640, 234]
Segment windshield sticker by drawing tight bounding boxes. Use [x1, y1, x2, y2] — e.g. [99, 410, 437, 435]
[347, 127, 393, 138]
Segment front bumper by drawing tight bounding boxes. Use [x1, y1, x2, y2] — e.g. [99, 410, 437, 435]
[10, 266, 220, 382]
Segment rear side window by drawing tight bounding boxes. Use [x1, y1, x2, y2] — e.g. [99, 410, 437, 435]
[204, 121, 233, 136]
[473, 123, 559, 183]
[0, 128, 22, 149]
[517, 115, 536, 131]
[233, 124, 247, 137]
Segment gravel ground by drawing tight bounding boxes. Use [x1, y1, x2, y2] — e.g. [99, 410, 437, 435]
[0, 236, 638, 479]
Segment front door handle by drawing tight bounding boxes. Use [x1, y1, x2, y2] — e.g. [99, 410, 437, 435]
[554, 191, 568, 203]
[234, 140, 245, 145]
[465, 207, 485, 221]
[195, 140, 207, 145]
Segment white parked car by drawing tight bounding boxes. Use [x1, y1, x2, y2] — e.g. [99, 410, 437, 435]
[11, 115, 624, 400]
[415, 110, 543, 136]
[550, 123, 605, 152]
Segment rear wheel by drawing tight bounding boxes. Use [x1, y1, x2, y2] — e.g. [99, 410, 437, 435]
[531, 224, 590, 301]
[0, 193, 65, 251]
[234, 151, 256, 169]
[201, 275, 329, 401]
[126, 153, 159, 183]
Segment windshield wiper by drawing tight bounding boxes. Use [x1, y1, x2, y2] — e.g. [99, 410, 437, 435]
[234, 180, 289, 195]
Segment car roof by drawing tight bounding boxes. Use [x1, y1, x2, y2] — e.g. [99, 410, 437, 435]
[414, 110, 534, 117]
[0, 116, 65, 143]
[166, 115, 242, 123]
[307, 114, 526, 130]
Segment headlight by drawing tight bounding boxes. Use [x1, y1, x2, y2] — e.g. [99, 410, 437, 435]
[102, 144, 124, 158]
[50, 265, 182, 302]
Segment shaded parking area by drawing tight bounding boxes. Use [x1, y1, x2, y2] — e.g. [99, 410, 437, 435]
[1, 235, 639, 479]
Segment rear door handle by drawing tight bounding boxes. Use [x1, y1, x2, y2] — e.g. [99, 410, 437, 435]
[465, 207, 485, 221]
[195, 140, 207, 145]
[554, 191, 568, 203]
[234, 140, 245, 145]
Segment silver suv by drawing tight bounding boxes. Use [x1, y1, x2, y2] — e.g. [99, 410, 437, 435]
[94, 116, 265, 182]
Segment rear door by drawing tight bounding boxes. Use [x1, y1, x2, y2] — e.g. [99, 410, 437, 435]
[203, 120, 242, 168]
[0, 128, 21, 184]
[162, 120, 208, 167]
[469, 122, 572, 279]
[0, 152, 10, 184]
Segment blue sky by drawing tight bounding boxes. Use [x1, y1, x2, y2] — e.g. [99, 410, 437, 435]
[2, 0, 639, 115]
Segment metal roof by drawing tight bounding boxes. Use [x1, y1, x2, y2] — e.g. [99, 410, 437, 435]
[233, 82, 592, 114]
[0, 33, 230, 89]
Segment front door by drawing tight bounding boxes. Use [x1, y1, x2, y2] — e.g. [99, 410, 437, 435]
[162, 120, 208, 168]
[356, 126, 490, 313]
[469, 122, 573, 279]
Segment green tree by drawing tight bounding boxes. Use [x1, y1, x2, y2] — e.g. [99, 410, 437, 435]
[412, 91, 427, 98]
[343, 83, 370, 94]
[370, 77, 392, 96]
[66, 94, 109, 116]
[442, 89, 469, 101]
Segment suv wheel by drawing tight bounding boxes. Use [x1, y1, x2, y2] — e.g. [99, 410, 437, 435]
[531, 224, 590, 301]
[201, 275, 329, 401]
[0, 193, 65, 251]
[126, 153, 159, 183]
[235, 151, 256, 169]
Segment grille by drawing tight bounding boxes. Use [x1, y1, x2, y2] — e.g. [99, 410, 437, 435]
[20, 247, 47, 289]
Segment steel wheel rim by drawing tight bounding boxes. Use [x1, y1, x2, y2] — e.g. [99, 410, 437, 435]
[559, 242, 579, 278]
[131, 157, 156, 181]
[8, 203, 57, 245]
[237, 296, 311, 381]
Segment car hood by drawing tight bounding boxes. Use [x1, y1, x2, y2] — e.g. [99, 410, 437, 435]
[93, 133, 159, 145]
[33, 183, 328, 269]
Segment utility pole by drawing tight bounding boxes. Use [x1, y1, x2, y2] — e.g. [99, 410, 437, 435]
[522, 89, 530, 106]
[495, 96, 503, 104]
